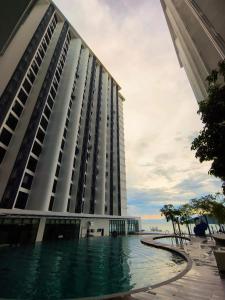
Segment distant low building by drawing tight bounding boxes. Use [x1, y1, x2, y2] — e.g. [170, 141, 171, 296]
[0, 0, 140, 244]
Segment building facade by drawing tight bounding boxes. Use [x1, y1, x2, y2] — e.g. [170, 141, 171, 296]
[0, 0, 139, 244]
[161, 0, 225, 102]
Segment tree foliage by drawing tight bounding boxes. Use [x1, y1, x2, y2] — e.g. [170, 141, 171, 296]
[160, 204, 180, 222]
[160, 193, 225, 228]
[191, 60, 225, 180]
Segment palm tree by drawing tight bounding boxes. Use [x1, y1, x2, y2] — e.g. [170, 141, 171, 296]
[190, 194, 224, 235]
[178, 203, 193, 236]
[160, 204, 181, 235]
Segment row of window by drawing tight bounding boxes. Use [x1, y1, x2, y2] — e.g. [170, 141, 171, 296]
[0, 14, 58, 165]
[15, 30, 71, 210]
[0, 218, 39, 225]
[49, 57, 82, 212]
[66, 53, 92, 213]
[127, 220, 139, 233]
[109, 220, 125, 235]
[79, 62, 99, 213]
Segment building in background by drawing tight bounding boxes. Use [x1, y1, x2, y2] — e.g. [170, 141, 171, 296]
[0, 0, 139, 244]
[161, 0, 225, 102]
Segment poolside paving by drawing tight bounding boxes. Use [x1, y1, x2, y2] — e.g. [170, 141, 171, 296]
[112, 236, 225, 300]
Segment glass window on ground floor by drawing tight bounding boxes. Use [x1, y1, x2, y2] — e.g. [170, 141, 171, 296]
[109, 220, 125, 235]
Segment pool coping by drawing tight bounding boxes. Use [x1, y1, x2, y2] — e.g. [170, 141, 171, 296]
[72, 235, 193, 300]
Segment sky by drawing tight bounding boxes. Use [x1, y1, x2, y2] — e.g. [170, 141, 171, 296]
[54, 0, 221, 219]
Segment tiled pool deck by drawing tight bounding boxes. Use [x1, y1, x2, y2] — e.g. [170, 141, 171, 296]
[111, 235, 225, 300]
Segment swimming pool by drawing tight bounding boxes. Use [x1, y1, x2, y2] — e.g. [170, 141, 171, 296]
[155, 236, 190, 246]
[0, 236, 187, 299]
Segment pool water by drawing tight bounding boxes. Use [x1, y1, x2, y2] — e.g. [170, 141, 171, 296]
[155, 237, 190, 246]
[0, 236, 186, 299]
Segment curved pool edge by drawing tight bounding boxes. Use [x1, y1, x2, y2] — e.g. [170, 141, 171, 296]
[70, 235, 193, 300]
[152, 234, 191, 242]
[141, 235, 193, 289]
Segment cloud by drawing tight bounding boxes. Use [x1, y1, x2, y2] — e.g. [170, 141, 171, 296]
[54, 0, 222, 219]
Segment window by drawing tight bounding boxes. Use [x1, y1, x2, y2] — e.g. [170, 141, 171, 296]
[31, 60, 38, 75]
[44, 106, 51, 119]
[36, 128, 45, 144]
[35, 53, 42, 66]
[50, 87, 56, 99]
[61, 139, 65, 150]
[55, 164, 60, 177]
[12, 100, 23, 117]
[0, 146, 6, 164]
[40, 117, 48, 131]
[57, 65, 62, 75]
[49, 196, 54, 211]
[32, 141, 42, 157]
[47, 95, 54, 109]
[6, 113, 18, 131]
[27, 69, 35, 84]
[67, 199, 70, 212]
[50, 23, 55, 33]
[23, 78, 32, 94]
[38, 47, 44, 59]
[71, 170, 75, 181]
[75, 146, 79, 155]
[52, 179, 57, 193]
[58, 151, 62, 163]
[27, 156, 38, 173]
[63, 129, 67, 139]
[21, 173, 33, 190]
[0, 128, 12, 146]
[15, 191, 28, 209]
[53, 79, 58, 91]
[67, 109, 71, 118]
[69, 184, 73, 196]
[47, 27, 52, 38]
[45, 34, 50, 45]
[42, 40, 47, 52]
[18, 88, 28, 104]
[55, 70, 60, 82]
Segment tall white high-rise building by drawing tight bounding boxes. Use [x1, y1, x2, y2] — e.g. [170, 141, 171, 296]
[161, 0, 225, 102]
[0, 0, 139, 244]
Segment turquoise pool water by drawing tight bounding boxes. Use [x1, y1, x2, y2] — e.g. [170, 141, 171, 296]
[0, 236, 186, 299]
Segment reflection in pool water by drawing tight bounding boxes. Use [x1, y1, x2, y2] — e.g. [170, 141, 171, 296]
[0, 236, 186, 299]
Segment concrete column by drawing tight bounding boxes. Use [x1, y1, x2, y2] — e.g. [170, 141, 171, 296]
[53, 48, 89, 212]
[125, 220, 128, 236]
[27, 39, 81, 211]
[165, 3, 208, 101]
[69, 56, 93, 213]
[35, 217, 46, 242]
[105, 79, 112, 215]
[112, 84, 119, 216]
[95, 72, 108, 215]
